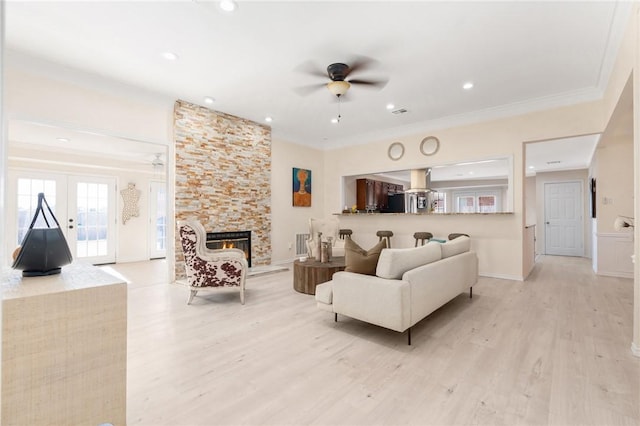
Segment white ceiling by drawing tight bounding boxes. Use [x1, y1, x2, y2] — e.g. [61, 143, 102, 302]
[4, 0, 631, 166]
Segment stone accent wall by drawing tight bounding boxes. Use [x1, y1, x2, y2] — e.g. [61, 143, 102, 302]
[174, 100, 271, 280]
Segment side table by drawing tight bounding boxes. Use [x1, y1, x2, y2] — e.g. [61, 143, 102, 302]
[293, 257, 346, 295]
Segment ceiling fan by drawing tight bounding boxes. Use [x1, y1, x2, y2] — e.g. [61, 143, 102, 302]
[151, 153, 164, 170]
[295, 57, 388, 99]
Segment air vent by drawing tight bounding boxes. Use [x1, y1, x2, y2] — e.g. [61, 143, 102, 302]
[392, 108, 408, 115]
[546, 160, 561, 165]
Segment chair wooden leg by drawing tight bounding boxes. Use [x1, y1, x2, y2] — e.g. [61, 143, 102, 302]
[407, 327, 412, 345]
[470, 287, 473, 298]
[334, 313, 338, 322]
[187, 290, 197, 305]
[240, 287, 245, 305]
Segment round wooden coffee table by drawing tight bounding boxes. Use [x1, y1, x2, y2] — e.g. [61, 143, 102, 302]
[293, 257, 346, 295]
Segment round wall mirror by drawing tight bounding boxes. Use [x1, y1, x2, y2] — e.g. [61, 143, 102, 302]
[388, 142, 405, 161]
[420, 136, 440, 156]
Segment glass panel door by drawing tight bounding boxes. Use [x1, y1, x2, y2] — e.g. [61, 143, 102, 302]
[68, 176, 116, 264]
[149, 181, 167, 259]
[7, 171, 68, 261]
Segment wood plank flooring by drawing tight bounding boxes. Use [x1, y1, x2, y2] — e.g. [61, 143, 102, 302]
[114, 255, 639, 426]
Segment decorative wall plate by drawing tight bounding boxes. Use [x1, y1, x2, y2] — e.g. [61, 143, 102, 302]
[420, 136, 440, 156]
[388, 142, 404, 161]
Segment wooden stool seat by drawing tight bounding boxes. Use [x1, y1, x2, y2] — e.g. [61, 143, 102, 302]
[413, 232, 433, 246]
[448, 233, 469, 240]
[376, 230, 394, 248]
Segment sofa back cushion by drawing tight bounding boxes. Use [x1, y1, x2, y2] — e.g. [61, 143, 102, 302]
[376, 242, 442, 279]
[440, 235, 471, 258]
[344, 238, 387, 275]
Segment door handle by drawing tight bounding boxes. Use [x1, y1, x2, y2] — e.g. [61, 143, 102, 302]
[546, 222, 550, 225]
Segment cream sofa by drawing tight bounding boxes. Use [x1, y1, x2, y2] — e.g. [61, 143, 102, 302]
[315, 236, 478, 344]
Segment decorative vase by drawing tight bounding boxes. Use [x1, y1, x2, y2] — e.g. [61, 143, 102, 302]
[320, 242, 330, 263]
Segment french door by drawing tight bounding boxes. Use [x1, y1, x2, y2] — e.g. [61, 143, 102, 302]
[148, 181, 167, 259]
[8, 171, 117, 265]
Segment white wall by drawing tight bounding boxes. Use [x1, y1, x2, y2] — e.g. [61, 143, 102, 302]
[524, 176, 536, 226]
[323, 101, 605, 280]
[4, 62, 174, 268]
[270, 138, 325, 263]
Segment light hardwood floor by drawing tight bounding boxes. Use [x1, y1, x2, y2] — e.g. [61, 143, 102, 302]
[110, 256, 639, 426]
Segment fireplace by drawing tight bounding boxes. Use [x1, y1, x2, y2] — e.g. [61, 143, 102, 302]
[206, 231, 252, 267]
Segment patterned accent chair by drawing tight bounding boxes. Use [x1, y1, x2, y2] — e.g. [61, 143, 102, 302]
[177, 220, 248, 305]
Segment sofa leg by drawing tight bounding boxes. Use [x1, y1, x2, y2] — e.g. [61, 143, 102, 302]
[407, 327, 411, 345]
[334, 313, 338, 322]
[470, 287, 473, 298]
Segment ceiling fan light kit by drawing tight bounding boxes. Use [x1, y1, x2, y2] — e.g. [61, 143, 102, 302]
[327, 80, 351, 97]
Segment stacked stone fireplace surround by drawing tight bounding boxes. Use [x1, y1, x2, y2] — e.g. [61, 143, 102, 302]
[174, 100, 272, 280]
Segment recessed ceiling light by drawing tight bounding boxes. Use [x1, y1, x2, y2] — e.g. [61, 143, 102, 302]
[219, 0, 237, 12]
[386, 103, 395, 110]
[331, 118, 338, 124]
[265, 116, 273, 123]
[463, 82, 474, 90]
[56, 137, 69, 143]
[204, 97, 215, 104]
[162, 51, 179, 61]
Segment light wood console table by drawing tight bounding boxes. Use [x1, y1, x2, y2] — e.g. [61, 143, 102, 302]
[1, 262, 127, 426]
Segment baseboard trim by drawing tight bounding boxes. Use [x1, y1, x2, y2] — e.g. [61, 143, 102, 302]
[479, 273, 523, 282]
[596, 270, 634, 279]
[632, 342, 640, 358]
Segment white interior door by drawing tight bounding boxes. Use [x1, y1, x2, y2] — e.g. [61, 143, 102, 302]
[67, 176, 117, 264]
[544, 181, 583, 256]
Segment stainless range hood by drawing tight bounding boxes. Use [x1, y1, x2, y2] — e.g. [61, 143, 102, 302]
[405, 167, 433, 193]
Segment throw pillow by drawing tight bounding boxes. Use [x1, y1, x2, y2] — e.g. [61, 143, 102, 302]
[344, 238, 387, 275]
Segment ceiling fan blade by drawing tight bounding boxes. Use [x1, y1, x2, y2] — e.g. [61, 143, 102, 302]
[294, 82, 326, 96]
[348, 78, 388, 89]
[345, 55, 379, 77]
[294, 60, 328, 78]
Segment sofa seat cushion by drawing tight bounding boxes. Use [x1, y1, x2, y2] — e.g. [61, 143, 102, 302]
[315, 281, 333, 305]
[440, 235, 471, 258]
[376, 242, 442, 279]
[344, 238, 386, 275]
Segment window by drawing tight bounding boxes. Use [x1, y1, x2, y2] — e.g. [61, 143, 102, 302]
[453, 190, 500, 213]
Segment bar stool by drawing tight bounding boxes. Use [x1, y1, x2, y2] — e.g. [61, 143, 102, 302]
[376, 230, 393, 248]
[339, 229, 353, 240]
[448, 233, 469, 240]
[413, 232, 433, 246]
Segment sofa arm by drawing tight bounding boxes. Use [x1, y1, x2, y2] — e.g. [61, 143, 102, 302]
[331, 271, 411, 332]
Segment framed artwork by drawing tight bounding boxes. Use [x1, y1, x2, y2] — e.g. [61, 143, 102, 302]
[293, 167, 312, 207]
